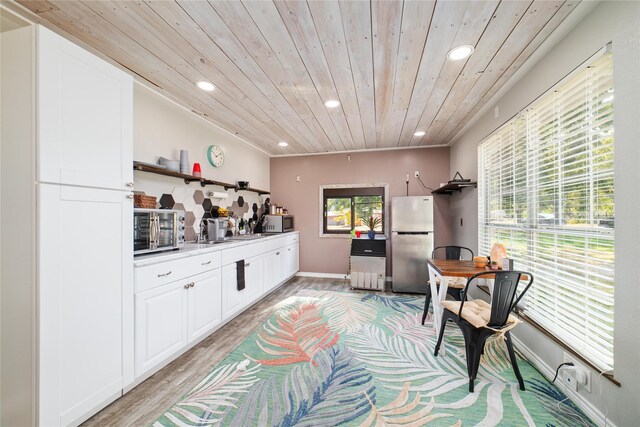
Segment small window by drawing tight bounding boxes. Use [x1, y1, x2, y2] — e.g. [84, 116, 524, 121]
[322, 186, 385, 235]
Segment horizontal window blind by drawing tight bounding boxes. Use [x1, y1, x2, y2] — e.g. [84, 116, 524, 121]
[478, 52, 614, 371]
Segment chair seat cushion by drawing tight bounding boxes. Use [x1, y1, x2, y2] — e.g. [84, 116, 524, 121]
[441, 299, 518, 329]
[429, 276, 467, 289]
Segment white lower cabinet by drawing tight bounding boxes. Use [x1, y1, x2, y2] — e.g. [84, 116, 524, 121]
[244, 254, 265, 306]
[135, 268, 222, 378]
[284, 243, 299, 278]
[222, 262, 245, 321]
[135, 280, 188, 377]
[263, 250, 278, 293]
[134, 234, 299, 384]
[188, 270, 223, 342]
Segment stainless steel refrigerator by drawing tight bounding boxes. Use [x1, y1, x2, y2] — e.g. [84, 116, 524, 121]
[391, 196, 434, 293]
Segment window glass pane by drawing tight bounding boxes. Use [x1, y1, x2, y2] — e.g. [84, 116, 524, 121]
[478, 52, 614, 371]
[326, 197, 351, 232]
[354, 196, 383, 232]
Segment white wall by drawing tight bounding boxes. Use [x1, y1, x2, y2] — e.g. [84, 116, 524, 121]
[449, 2, 640, 425]
[0, 14, 36, 426]
[132, 83, 271, 237]
[133, 83, 270, 191]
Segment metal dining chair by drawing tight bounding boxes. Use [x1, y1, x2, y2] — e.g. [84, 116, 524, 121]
[421, 245, 474, 325]
[433, 270, 534, 392]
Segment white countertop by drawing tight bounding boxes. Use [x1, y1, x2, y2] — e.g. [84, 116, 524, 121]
[133, 231, 299, 267]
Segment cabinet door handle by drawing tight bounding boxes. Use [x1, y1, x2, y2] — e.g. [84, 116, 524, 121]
[190, 282, 195, 288]
[126, 194, 134, 199]
[126, 182, 134, 188]
[276, 252, 280, 255]
[184, 284, 190, 289]
[157, 271, 172, 277]
[288, 248, 291, 251]
[201, 260, 212, 265]
[245, 263, 251, 267]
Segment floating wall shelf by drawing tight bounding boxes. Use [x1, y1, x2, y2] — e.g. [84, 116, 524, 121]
[431, 181, 477, 195]
[133, 161, 270, 195]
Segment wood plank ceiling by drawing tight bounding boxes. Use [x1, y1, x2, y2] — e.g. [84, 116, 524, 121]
[17, 0, 580, 155]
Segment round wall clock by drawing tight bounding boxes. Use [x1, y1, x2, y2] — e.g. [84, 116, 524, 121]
[207, 144, 224, 167]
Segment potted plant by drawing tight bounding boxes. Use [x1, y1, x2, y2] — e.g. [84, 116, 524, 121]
[366, 216, 381, 239]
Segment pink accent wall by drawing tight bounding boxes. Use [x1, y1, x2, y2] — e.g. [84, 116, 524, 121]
[270, 148, 452, 275]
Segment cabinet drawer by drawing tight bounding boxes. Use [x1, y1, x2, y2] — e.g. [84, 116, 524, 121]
[283, 233, 299, 246]
[135, 251, 221, 293]
[263, 236, 287, 252]
[190, 252, 222, 274]
[135, 260, 189, 292]
[221, 242, 265, 266]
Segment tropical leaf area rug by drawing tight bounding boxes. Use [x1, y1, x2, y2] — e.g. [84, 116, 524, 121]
[154, 290, 595, 427]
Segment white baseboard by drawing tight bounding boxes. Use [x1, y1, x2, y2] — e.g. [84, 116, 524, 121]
[295, 272, 349, 279]
[512, 336, 614, 427]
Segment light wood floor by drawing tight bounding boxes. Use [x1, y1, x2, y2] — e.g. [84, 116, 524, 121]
[83, 277, 397, 426]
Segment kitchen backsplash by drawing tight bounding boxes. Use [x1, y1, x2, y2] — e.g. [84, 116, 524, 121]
[134, 174, 266, 242]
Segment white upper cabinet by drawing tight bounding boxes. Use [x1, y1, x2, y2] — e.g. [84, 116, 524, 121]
[37, 26, 133, 190]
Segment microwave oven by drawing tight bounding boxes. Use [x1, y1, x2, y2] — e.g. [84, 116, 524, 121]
[264, 215, 294, 233]
[134, 208, 185, 256]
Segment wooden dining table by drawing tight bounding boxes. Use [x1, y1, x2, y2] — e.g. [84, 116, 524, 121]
[426, 259, 528, 337]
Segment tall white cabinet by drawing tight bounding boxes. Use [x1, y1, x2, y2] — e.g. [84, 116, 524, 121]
[35, 27, 134, 426]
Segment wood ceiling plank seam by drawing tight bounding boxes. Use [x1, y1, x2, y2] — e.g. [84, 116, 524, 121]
[306, 0, 367, 150]
[209, 0, 338, 151]
[438, 0, 577, 144]
[388, 0, 436, 147]
[272, 0, 355, 151]
[266, 2, 347, 151]
[144, 1, 330, 154]
[395, 1, 467, 147]
[17, 0, 58, 14]
[79, 0, 310, 155]
[422, 0, 533, 144]
[241, 1, 346, 153]
[145, 1, 328, 155]
[133, 0, 318, 154]
[410, 0, 499, 146]
[427, 0, 535, 145]
[172, 3, 324, 151]
[371, 0, 404, 148]
[437, 0, 572, 144]
[337, 0, 376, 150]
[199, 0, 329, 153]
[173, 0, 331, 153]
[38, 1, 285, 154]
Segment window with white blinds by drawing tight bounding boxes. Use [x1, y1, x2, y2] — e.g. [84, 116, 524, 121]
[478, 51, 614, 371]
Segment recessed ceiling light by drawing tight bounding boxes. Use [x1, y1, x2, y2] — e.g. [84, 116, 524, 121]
[447, 45, 474, 61]
[324, 99, 341, 108]
[196, 81, 215, 92]
[278, 141, 289, 147]
[414, 131, 426, 137]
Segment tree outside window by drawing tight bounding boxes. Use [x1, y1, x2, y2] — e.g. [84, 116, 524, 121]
[323, 187, 384, 234]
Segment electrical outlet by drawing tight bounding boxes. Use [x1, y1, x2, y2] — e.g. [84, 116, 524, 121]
[414, 170, 420, 178]
[563, 353, 591, 392]
[296, 175, 300, 182]
[562, 371, 579, 391]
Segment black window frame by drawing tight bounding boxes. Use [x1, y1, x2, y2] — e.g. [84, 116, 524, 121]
[322, 187, 385, 235]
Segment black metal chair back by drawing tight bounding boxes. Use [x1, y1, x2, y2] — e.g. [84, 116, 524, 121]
[431, 245, 474, 261]
[458, 270, 534, 328]
[489, 271, 525, 327]
[434, 269, 535, 392]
